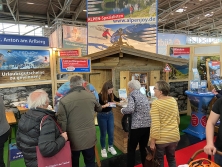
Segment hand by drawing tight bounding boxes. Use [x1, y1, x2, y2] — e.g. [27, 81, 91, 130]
[204, 144, 217, 155]
[150, 138, 156, 151]
[61, 132, 68, 141]
[103, 103, 110, 108]
[120, 97, 126, 101]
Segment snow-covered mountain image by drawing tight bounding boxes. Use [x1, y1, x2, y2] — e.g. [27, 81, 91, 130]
[0, 50, 50, 70]
[88, 24, 156, 54]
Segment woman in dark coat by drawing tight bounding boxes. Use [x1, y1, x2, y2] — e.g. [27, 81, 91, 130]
[16, 89, 68, 167]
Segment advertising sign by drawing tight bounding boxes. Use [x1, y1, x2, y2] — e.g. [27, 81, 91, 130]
[158, 33, 187, 55]
[183, 91, 215, 140]
[58, 49, 81, 57]
[87, 0, 157, 54]
[169, 47, 190, 79]
[0, 49, 51, 83]
[58, 57, 91, 73]
[9, 143, 23, 161]
[63, 26, 87, 56]
[0, 34, 49, 47]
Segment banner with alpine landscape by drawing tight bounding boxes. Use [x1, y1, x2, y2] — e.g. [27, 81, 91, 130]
[87, 0, 157, 54]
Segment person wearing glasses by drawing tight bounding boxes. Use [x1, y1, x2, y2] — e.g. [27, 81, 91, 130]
[150, 80, 180, 167]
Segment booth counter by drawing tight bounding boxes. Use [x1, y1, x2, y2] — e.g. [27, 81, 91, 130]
[113, 103, 129, 153]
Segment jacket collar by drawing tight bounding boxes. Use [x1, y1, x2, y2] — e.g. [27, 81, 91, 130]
[31, 107, 56, 117]
[67, 86, 85, 94]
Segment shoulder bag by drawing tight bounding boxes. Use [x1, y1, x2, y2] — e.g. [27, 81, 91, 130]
[36, 115, 72, 167]
[144, 146, 160, 167]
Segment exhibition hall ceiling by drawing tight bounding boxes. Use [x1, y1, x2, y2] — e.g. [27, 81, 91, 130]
[0, 0, 222, 36]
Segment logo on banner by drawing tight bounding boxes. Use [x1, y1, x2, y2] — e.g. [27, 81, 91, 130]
[173, 47, 190, 55]
[191, 114, 199, 127]
[163, 64, 171, 72]
[200, 116, 207, 127]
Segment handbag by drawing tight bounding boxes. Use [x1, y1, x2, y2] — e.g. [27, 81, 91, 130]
[188, 158, 220, 167]
[36, 115, 72, 167]
[144, 146, 160, 167]
[121, 114, 131, 132]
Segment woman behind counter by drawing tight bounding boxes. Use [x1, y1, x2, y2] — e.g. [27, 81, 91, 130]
[98, 80, 122, 158]
[121, 80, 151, 167]
[0, 96, 10, 167]
[150, 80, 180, 167]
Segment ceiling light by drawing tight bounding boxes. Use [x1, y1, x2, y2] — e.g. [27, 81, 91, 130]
[27, 2, 34, 4]
[204, 13, 213, 17]
[176, 8, 186, 13]
[83, 10, 87, 12]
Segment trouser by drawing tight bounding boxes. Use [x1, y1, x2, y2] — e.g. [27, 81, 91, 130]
[155, 142, 178, 167]
[127, 127, 150, 167]
[214, 151, 222, 167]
[0, 129, 11, 167]
[97, 111, 114, 149]
[72, 146, 95, 167]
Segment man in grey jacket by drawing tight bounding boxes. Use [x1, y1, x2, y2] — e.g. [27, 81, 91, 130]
[0, 96, 10, 167]
[57, 75, 102, 167]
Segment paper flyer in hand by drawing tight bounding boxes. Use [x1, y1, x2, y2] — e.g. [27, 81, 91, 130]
[118, 89, 127, 99]
[108, 102, 116, 107]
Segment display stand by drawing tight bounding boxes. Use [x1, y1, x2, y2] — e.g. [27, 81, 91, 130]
[183, 91, 214, 140]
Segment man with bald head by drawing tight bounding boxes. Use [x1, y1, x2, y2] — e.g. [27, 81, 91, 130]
[16, 89, 68, 167]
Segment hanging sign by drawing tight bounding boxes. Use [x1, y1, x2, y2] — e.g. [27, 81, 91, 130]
[58, 49, 81, 57]
[163, 64, 172, 72]
[58, 57, 91, 73]
[0, 34, 49, 47]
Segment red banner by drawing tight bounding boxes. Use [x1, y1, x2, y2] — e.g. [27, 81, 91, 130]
[211, 61, 220, 66]
[59, 50, 80, 57]
[173, 47, 190, 55]
[88, 14, 124, 22]
[61, 59, 88, 68]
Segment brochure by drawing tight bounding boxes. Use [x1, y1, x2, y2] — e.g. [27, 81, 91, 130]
[118, 89, 127, 99]
[108, 102, 116, 107]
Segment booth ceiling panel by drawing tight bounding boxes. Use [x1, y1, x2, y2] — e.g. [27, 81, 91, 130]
[0, 0, 222, 36]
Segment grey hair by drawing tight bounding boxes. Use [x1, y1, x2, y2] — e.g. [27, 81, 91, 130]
[70, 75, 84, 87]
[27, 89, 49, 109]
[128, 80, 141, 90]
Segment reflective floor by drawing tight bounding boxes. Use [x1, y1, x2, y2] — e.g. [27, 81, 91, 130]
[97, 134, 202, 167]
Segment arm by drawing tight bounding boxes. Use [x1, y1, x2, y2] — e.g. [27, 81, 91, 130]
[113, 94, 121, 102]
[150, 101, 161, 140]
[94, 100, 102, 112]
[121, 96, 135, 114]
[204, 111, 220, 155]
[149, 101, 161, 150]
[38, 117, 66, 157]
[56, 101, 67, 132]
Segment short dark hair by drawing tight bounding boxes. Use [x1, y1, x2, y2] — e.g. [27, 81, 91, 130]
[156, 80, 170, 96]
[70, 75, 84, 87]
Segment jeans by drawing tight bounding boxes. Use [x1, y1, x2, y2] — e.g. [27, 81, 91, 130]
[97, 111, 114, 149]
[156, 142, 178, 167]
[127, 127, 150, 167]
[214, 152, 222, 166]
[0, 129, 11, 167]
[72, 146, 95, 167]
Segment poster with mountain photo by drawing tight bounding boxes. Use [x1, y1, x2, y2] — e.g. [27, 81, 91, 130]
[87, 0, 157, 54]
[169, 47, 190, 79]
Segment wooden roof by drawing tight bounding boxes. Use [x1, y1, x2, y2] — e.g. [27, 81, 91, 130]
[87, 46, 189, 66]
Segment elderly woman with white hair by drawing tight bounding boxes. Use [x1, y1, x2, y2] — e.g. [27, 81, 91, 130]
[16, 89, 68, 167]
[121, 80, 151, 167]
